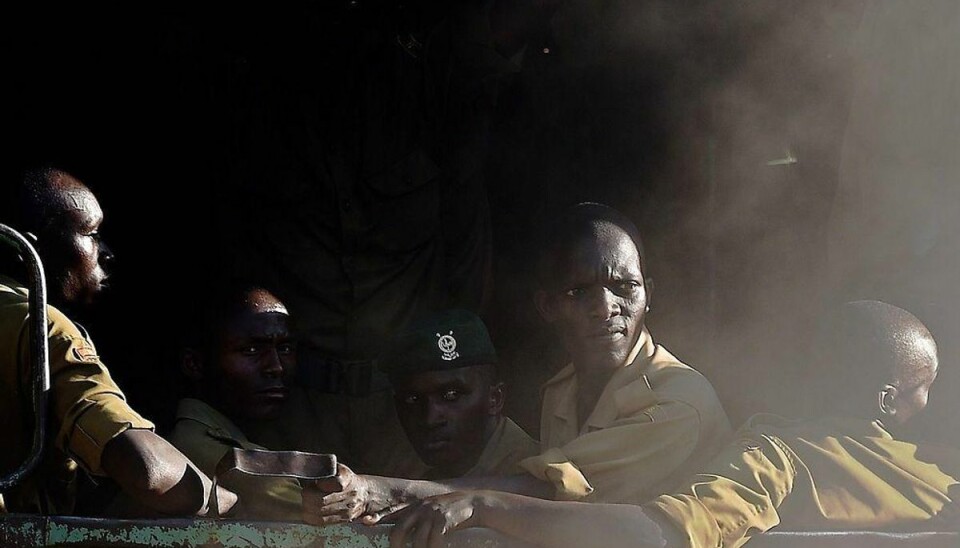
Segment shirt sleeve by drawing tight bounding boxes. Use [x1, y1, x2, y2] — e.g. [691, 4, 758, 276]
[519, 400, 703, 503]
[19, 305, 154, 476]
[643, 432, 797, 548]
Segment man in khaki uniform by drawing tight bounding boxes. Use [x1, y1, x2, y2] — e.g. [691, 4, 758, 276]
[520, 203, 731, 503]
[379, 309, 538, 480]
[385, 301, 959, 548]
[301, 203, 731, 524]
[0, 167, 233, 516]
[170, 286, 301, 521]
[645, 300, 958, 546]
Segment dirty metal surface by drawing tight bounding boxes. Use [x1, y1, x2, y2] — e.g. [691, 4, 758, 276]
[2, 514, 956, 547]
[0, 515, 518, 548]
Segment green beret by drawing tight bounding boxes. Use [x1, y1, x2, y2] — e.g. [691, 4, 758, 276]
[379, 309, 498, 375]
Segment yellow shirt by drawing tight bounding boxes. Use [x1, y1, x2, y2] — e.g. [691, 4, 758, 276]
[520, 329, 731, 503]
[646, 414, 960, 547]
[0, 277, 154, 514]
[169, 398, 302, 521]
[425, 417, 540, 480]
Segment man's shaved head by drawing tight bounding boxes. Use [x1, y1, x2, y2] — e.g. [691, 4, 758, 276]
[10, 167, 92, 234]
[838, 301, 937, 384]
[817, 301, 938, 425]
[537, 202, 646, 289]
[4, 167, 112, 307]
[534, 203, 651, 382]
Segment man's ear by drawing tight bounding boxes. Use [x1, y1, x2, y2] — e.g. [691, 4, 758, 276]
[534, 290, 557, 322]
[181, 348, 205, 381]
[879, 384, 899, 417]
[487, 381, 505, 416]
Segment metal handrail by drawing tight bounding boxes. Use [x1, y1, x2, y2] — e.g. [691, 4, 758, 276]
[0, 223, 50, 490]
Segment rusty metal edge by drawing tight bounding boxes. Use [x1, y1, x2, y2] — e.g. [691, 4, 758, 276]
[0, 514, 517, 548]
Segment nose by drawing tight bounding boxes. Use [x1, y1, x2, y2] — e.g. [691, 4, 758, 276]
[262, 348, 285, 379]
[98, 239, 115, 264]
[587, 286, 620, 320]
[425, 399, 447, 428]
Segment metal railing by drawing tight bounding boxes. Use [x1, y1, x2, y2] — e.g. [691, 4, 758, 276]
[0, 223, 50, 490]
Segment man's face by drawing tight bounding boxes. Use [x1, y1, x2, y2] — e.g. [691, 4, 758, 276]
[206, 292, 296, 421]
[539, 225, 648, 374]
[43, 180, 112, 306]
[393, 366, 498, 471]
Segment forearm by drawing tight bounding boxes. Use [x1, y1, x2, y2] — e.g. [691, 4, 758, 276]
[475, 492, 666, 548]
[101, 429, 235, 516]
[373, 473, 552, 510]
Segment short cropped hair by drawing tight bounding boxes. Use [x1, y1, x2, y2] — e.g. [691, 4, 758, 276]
[2, 166, 69, 234]
[536, 202, 646, 287]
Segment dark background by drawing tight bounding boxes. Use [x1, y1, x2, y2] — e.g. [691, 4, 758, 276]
[4, 2, 957, 444]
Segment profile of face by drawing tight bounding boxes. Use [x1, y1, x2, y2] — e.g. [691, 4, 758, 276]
[536, 223, 648, 374]
[184, 289, 296, 422]
[882, 338, 939, 426]
[38, 175, 114, 307]
[393, 366, 503, 474]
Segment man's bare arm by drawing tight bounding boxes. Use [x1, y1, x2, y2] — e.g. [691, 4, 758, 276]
[302, 464, 552, 525]
[101, 429, 237, 516]
[389, 490, 666, 548]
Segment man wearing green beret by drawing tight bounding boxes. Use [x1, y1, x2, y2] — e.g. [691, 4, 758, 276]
[380, 309, 539, 480]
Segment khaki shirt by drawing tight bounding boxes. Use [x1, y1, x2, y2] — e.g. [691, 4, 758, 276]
[520, 329, 731, 503]
[425, 417, 540, 480]
[646, 414, 960, 548]
[169, 398, 302, 521]
[0, 276, 154, 514]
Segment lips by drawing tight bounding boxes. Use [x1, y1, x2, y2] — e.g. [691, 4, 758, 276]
[588, 324, 627, 339]
[424, 439, 452, 452]
[256, 387, 289, 400]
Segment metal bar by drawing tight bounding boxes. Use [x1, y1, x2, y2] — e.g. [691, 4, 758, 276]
[0, 223, 50, 490]
[0, 515, 521, 547]
[0, 514, 955, 548]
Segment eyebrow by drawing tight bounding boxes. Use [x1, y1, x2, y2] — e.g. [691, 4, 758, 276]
[230, 334, 292, 343]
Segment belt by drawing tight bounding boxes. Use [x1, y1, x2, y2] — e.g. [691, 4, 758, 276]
[297, 351, 392, 397]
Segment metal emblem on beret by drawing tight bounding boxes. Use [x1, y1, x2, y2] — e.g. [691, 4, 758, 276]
[437, 331, 459, 361]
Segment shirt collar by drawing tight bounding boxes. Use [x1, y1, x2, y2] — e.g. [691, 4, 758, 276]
[544, 329, 655, 388]
[175, 398, 251, 445]
[548, 329, 658, 426]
